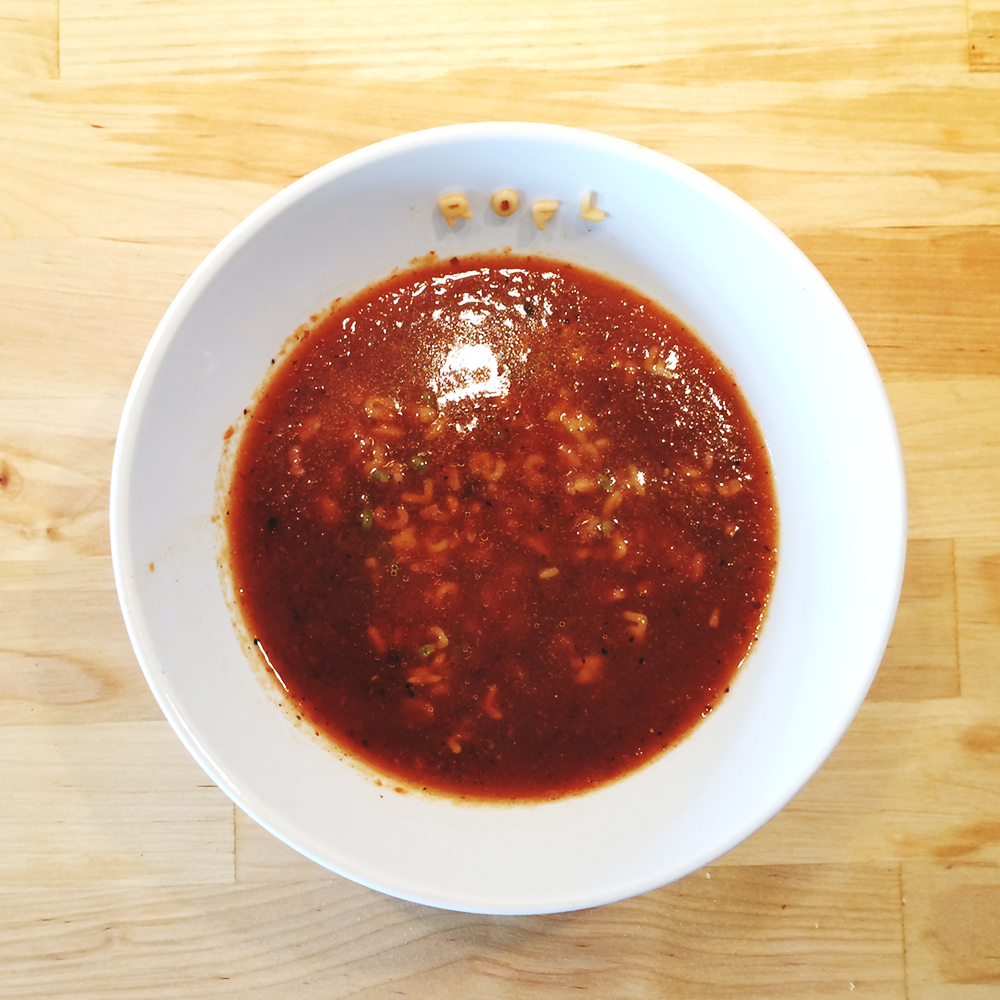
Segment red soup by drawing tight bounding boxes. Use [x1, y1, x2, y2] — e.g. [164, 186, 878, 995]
[223, 252, 777, 800]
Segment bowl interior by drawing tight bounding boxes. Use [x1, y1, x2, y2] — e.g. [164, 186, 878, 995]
[111, 123, 906, 915]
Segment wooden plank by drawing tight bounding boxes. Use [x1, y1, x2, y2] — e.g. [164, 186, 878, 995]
[969, 0, 1000, 69]
[0, 864, 903, 999]
[0, 86, 271, 239]
[887, 380, 1000, 540]
[0, 1, 59, 79]
[903, 861, 1000, 998]
[56, 0, 966, 81]
[868, 538, 959, 701]
[0, 391, 164, 726]
[0, 400, 118, 563]
[723, 699, 1000, 866]
[6, 56, 1000, 240]
[0, 722, 234, 887]
[956, 535, 1000, 698]
[0, 579, 159, 726]
[795, 228, 1000, 379]
[0, 240, 203, 397]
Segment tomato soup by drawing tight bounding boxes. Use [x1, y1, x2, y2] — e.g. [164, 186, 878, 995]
[222, 252, 777, 800]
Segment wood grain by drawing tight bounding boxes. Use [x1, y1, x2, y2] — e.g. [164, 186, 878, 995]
[723, 699, 1000, 866]
[889, 381, 1000, 539]
[957, 536, 1000, 698]
[0, 865, 904, 999]
[0, 722, 234, 887]
[0, 1, 58, 79]
[54, 0, 963, 82]
[903, 862, 1000, 998]
[868, 538, 958, 701]
[2, 0, 1000, 995]
[795, 229, 1000, 379]
[969, 0, 1000, 69]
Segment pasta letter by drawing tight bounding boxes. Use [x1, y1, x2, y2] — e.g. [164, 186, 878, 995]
[438, 193, 473, 227]
[580, 191, 606, 222]
[532, 198, 560, 231]
[490, 189, 519, 217]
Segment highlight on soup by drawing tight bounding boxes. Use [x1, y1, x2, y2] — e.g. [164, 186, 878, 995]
[220, 251, 777, 801]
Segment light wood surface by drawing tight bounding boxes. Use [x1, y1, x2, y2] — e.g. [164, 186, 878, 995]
[2, 1, 999, 996]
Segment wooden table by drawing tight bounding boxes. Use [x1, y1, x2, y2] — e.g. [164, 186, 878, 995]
[2, 1, 999, 996]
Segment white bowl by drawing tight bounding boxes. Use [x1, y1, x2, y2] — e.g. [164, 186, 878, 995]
[111, 123, 906, 915]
